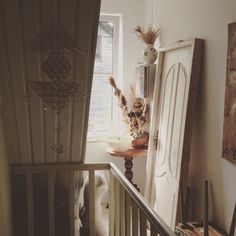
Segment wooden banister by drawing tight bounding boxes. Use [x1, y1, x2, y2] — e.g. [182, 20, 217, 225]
[11, 162, 174, 236]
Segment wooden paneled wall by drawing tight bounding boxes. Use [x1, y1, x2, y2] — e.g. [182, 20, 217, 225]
[0, 0, 100, 164]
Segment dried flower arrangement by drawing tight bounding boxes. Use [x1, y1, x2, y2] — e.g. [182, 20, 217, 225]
[108, 76, 149, 139]
[134, 25, 160, 44]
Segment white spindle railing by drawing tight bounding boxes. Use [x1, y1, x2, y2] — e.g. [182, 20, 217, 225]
[11, 162, 175, 236]
[109, 163, 175, 236]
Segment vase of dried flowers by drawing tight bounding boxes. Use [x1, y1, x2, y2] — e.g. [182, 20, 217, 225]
[108, 76, 149, 145]
[134, 25, 160, 64]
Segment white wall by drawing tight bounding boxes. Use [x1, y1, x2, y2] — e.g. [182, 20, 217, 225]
[100, 0, 145, 93]
[144, 0, 236, 232]
[85, 0, 147, 194]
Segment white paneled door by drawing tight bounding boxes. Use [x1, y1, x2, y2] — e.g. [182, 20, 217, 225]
[145, 39, 203, 229]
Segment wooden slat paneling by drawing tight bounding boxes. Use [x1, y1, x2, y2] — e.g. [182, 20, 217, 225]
[48, 172, 55, 236]
[0, 0, 21, 164]
[18, 0, 34, 163]
[26, 174, 34, 236]
[3, 0, 32, 164]
[1, 0, 101, 165]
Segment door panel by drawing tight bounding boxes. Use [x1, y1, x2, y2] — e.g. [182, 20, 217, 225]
[155, 61, 189, 228]
[145, 40, 203, 229]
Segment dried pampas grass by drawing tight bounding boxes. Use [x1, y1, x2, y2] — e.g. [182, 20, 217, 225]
[134, 25, 159, 44]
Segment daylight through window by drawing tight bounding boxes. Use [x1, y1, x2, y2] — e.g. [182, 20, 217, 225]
[87, 15, 120, 140]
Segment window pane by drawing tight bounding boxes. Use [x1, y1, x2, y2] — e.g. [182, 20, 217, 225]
[88, 20, 114, 139]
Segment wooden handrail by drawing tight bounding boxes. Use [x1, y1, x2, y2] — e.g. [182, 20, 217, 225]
[11, 162, 110, 174]
[109, 163, 175, 236]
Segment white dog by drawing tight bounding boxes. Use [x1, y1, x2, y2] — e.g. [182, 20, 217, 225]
[79, 172, 108, 236]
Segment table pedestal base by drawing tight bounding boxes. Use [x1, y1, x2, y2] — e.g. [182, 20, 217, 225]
[108, 147, 147, 192]
[124, 157, 140, 191]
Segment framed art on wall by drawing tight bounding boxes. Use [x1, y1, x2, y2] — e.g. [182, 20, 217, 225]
[222, 22, 236, 164]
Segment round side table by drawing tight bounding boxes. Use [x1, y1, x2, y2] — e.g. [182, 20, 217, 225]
[107, 147, 147, 191]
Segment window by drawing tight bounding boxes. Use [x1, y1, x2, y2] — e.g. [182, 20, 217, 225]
[87, 15, 120, 141]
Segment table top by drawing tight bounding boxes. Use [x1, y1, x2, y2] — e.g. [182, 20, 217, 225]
[107, 146, 148, 158]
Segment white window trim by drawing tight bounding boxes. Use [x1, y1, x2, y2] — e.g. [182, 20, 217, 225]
[87, 14, 123, 143]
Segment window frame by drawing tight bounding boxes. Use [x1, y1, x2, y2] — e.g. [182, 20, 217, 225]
[87, 14, 121, 142]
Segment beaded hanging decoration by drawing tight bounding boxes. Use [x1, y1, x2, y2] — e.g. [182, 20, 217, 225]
[28, 23, 84, 114]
